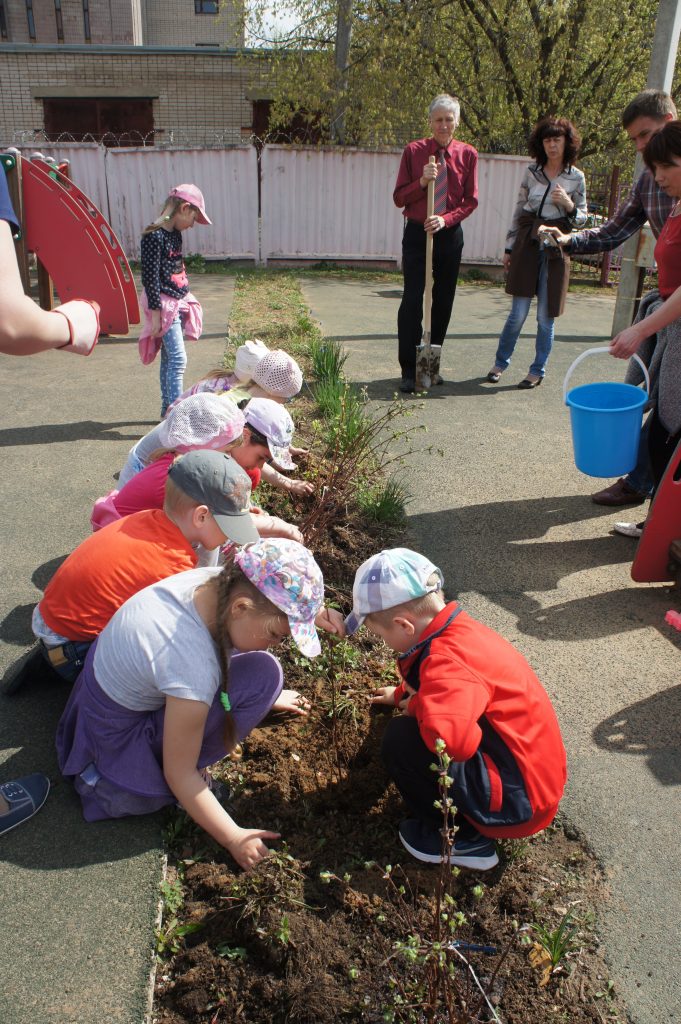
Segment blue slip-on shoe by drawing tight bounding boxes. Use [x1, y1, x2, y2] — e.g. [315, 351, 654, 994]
[398, 818, 499, 871]
[0, 773, 50, 837]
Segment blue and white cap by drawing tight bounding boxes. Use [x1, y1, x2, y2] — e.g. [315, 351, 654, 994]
[345, 548, 444, 635]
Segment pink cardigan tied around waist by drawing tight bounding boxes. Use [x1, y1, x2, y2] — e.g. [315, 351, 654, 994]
[138, 291, 203, 365]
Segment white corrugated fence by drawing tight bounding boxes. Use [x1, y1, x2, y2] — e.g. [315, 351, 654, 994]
[7, 142, 529, 265]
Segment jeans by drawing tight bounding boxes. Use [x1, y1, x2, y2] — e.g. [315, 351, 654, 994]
[626, 414, 655, 495]
[159, 316, 187, 417]
[495, 253, 553, 377]
[398, 220, 464, 379]
[40, 639, 93, 684]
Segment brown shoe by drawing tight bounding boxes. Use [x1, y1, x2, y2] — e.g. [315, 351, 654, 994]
[591, 477, 647, 506]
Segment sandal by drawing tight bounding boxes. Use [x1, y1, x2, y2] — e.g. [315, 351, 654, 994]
[486, 368, 503, 383]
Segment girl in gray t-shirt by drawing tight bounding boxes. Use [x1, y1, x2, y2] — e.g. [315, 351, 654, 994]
[57, 539, 342, 871]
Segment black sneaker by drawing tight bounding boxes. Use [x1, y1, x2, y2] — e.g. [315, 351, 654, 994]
[398, 818, 499, 870]
[399, 378, 415, 393]
[1, 644, 49, 696]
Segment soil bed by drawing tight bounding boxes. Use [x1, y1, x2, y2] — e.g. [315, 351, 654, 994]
[154, 272, 626, 1024]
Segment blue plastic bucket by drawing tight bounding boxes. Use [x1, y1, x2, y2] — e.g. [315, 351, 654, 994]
[564, 348, 649, 478]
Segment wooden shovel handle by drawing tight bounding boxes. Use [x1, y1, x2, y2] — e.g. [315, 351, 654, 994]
[424, 155, 436, 338]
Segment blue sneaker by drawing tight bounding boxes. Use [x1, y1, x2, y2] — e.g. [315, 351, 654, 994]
[398, 818, 499, 871]
[0, 774, 50, 836]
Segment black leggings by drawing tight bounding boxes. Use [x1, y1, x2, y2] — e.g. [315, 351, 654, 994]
[648, 408, 681, 491]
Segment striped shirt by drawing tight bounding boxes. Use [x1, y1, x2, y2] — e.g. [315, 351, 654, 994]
[570, 168, 674, 254]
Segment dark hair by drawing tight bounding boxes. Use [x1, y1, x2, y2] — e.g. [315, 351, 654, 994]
[643, 120, 681, 172]
[622, 90, 677, 128]
[245, 423, 269, 448]
[528, 116, 581, 167]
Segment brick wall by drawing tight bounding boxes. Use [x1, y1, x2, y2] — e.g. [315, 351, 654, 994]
[1, 0, 241, 45]
[0, 46, 272, 144]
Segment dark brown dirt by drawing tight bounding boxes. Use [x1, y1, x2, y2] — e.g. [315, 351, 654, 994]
[153, 463, 628, 1024]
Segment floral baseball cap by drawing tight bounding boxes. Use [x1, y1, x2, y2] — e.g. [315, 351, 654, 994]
[234, 538, 324, 657]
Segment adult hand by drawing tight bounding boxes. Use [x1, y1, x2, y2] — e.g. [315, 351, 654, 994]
[150, 309, 162, 337]
[420, 161, 438, 187]
[502, 253, 512, 272]
[537, 224, 572, 247]
[227, 826, 281, 870]
[271, 689, 311, 716]
[609, 325, 646, 360]
[424, 215, 446, 235]
[550, 184, 574, 212]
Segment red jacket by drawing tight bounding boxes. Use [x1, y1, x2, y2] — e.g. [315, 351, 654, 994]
[395, 602, 567, 839]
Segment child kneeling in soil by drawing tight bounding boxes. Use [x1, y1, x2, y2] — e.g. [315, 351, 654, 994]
[57, 539, 343, 870]
[345, 548, 567, 871]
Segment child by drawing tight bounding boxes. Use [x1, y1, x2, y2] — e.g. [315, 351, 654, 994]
[168, 343, 304, 412]
[92, 398, 310, 535]
[16, 452, 258, 688]
[139, 184, 211, 416]
[117, 391, 243, 488]
[346, 548, 567, 871]
[56, 539, 342, 870]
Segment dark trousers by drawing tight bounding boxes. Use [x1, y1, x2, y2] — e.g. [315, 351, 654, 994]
[397, 219, 464, 379]
[381, 714, 479, 841]
[648, 408, 681, 490]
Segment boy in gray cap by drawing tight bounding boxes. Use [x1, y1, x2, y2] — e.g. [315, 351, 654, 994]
[5, 452, 258, 691]
[346, 547, 566, 871]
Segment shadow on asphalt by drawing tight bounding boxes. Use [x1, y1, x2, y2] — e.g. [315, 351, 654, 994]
[357, 376, 534, 400]
[0, 555, 71, 646]
[593, 683, 681, 785]
[408, 496, 672, 641]
[0, 421, 156, 447]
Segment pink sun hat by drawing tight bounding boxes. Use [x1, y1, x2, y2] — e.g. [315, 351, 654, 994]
[169, 184, 211, 225]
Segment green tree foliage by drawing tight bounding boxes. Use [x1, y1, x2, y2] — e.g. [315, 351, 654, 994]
[245, 0, 661, 158]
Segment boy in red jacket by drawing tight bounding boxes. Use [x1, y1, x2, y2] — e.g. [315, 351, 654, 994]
[345, 548, 567, 870]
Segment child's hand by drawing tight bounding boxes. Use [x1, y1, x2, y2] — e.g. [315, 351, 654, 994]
[315, 606, 346, 636]
[370, 685, 396, 706]
[227, 826, 281, 870]
[287, 479, 315, 497]
[271, 689, 311, 716]
[150, 309, 162, 337]
[289, 445, 309, 458]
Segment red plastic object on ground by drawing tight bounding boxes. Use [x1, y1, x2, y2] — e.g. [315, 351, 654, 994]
[631, 436, 681, 582]
[21, 156, 139, 334]
[665, 610, 681, 630]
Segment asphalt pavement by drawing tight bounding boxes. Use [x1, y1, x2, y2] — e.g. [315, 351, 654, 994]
[0, 276, 234, 1024]
[300, 275, 681, 1024]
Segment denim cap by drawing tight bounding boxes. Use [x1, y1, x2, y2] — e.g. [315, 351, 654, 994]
[345, 548, 444, 635]
[167, 451, 259, 545]
[234, 538, 324, 657]
[244, 397, 296, 471]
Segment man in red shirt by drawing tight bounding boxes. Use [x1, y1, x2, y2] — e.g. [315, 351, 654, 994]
[393, 95, 478, 392]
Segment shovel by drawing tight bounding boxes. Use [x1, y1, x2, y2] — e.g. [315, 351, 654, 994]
[415, 155, 442, 391]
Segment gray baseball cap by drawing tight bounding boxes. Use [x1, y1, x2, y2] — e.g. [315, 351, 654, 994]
[168, 450, 259, 545]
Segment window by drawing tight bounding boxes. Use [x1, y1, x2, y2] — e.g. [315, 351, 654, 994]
[82, 0, 90, 41]
[0, 1, 8, 40]
[25, 0, 36, 40]
[195, 0, 218, 13]
[43, 98, 155, 146]
[54, 0, 63, 41]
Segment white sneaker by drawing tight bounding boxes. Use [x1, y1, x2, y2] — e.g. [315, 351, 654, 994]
[614, 521, 644, 538]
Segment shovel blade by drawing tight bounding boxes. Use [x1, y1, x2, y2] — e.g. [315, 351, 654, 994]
[415, 343, 442, 390]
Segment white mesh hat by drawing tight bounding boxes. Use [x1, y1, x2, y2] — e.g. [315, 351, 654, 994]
[156, 393, 245, 452]
[252, 350, 303, 399]
[233, 338, 270, 383]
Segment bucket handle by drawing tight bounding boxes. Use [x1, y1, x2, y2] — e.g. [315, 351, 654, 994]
[563, 346, 650, 405]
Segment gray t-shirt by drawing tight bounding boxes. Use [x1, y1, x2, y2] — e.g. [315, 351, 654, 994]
[118, 423, 166, 487]
[94, 567, 223, 711]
